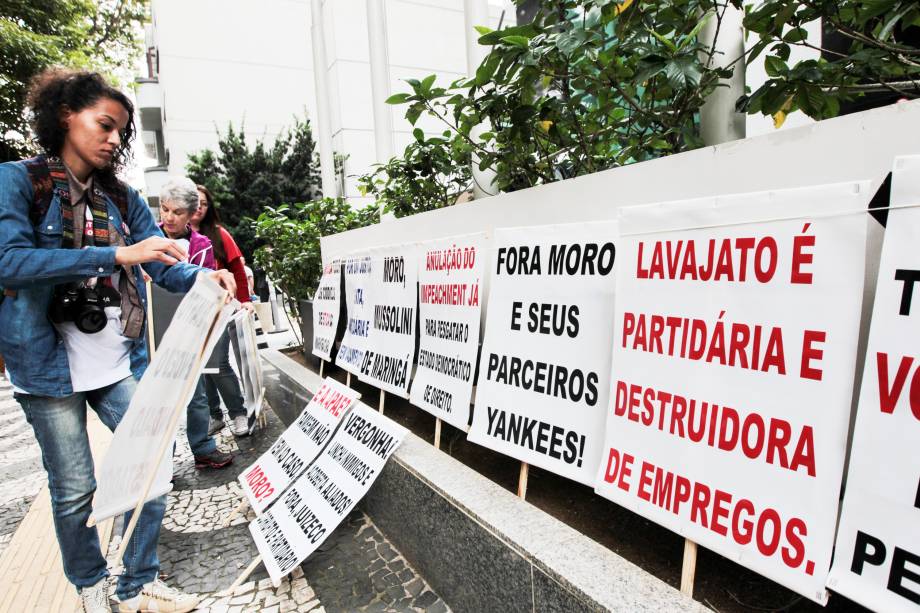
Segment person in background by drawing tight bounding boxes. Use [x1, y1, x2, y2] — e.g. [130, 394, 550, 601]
[0, 68, 236, 613]
[189, 185, 253, 436]
[242, 256, 257, 301]
[158, 178, 234, 468]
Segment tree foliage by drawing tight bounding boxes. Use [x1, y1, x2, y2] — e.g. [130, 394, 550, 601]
[185, 118, 324, 258]
[360, 0, 919, 217]
[251, 198, 378, 326]
[0, 0, 147, 161]
[740, 0, 920, 121]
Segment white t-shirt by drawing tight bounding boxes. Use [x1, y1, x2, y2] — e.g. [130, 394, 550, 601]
[55, 206, 133, 393]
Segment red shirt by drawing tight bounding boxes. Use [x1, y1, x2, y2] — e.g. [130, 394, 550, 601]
[214, 226, 250, 303]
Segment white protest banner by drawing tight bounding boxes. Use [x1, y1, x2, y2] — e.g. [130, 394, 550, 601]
[235, 311, 264, 419]
[358, 245, 418, 397]
[239, 378, 360, 514]
[250, 404, 407, 584]
[593, 182, 870, 603]
[409, 234, 485, 431]
[312, 259, 341, 361]
[91, 276, 230, 522]
[827, 158, 920, 612]
[336, 253, 372, 377]
[468, 222, 618, 485]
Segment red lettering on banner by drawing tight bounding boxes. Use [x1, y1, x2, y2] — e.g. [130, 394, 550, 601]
[612, 380, 816, 476]
[621, 311, 788, 376]
[799, 330, 826, 381]
[790, 225, 815, 284]
[876, 352, 920, 420]
[635, 237, 780, 283]
[632, 458, 811, 572]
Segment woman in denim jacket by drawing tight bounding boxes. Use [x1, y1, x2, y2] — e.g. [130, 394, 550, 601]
[0, 69, 235, 612]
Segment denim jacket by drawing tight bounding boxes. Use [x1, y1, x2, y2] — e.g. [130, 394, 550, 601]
[0, 160, 202, 397]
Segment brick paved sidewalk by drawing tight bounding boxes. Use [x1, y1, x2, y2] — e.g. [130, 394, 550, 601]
[0, 373, 450, 612]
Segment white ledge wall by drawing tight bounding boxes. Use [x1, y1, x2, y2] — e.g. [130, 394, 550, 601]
[322, 100, 920, 258]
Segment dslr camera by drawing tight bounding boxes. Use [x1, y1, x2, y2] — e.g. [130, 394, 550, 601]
[49, 281, 119, 334]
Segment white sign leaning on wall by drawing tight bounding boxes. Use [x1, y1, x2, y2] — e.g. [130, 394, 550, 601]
[359, 244, 419, 397]
[235, 311, 264, 420]
[409, 233, 486, 431]
[828, 157, 920, 612]
[593, 182, 870, 603]
[469, 221, 619, 486]
[336, 253, 372, 378]
[250, 404, 407, 585]
[91, 276, 231, 522]
[239, 377, 360, 515]
[312, 259, 342, 361]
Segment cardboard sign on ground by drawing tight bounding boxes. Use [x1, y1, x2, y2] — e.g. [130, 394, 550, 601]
[250, 404, 406, 584]
[239, 378, 360, 514]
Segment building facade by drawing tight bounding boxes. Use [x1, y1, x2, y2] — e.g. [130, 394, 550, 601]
[136, 0, 512, 207]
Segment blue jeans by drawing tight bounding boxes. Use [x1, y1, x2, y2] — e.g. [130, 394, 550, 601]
[15, 376, 165, 600]
[205, 327, 245, 420]
[186, 377, 216, 456]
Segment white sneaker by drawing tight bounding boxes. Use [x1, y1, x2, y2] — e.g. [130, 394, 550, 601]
[231, 415, 250, 436]
[80, 576, 111, 613]
[116, 579, 199, 613]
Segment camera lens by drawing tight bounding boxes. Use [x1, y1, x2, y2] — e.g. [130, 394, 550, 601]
[76, 309, 107, 334]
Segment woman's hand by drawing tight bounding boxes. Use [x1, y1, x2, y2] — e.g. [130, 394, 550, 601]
[240, 301, 255, 314]
[115, 237, 188, 266]
[202, 269, 237, 300]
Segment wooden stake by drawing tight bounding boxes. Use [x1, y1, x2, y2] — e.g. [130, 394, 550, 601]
[379, 390, 386, 415]
[517, 462, 529, 499]
[319, 360, 325, 377]
[346, 372, 352, 387]
[680, 539, 698, 597]
[433, 418, 442, 449]
[222, 498, 250, 527]
[145, 279, 156, 358]
[225, 555, 263, 595]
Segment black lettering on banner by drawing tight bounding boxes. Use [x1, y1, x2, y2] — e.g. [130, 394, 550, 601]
[485, 352, 599, 406]
[326, 441, 375, 486]
[343, 413, 399, 459]
[485, 406, 587, 467]
[423, 384, 452, 413]
[850, 530, 920, 605]
[423, 318, 469, 342]
[360, 351, 409, 388]
[418, 349, 472, 382]
[382, 256, 406, 285]
[373, 305, 414, 334]
[257, 513, 299, 574]
[270, 438, 305, 480]
[895, 269, 920, 316]
[296, 411, 332, 447]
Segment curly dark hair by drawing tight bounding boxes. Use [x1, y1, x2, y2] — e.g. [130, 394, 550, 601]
[26, 68, 135, 184]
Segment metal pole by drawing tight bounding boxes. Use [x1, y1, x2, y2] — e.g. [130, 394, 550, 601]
[464, 0, 497, 199]
[366, 0, 395, 165]
[311, 0, 338, 198]
[699, 3, 746, 145]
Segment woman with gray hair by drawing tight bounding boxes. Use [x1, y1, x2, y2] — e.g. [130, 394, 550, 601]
[159, 176, 233, 469]
[158, 177, 215, 269]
